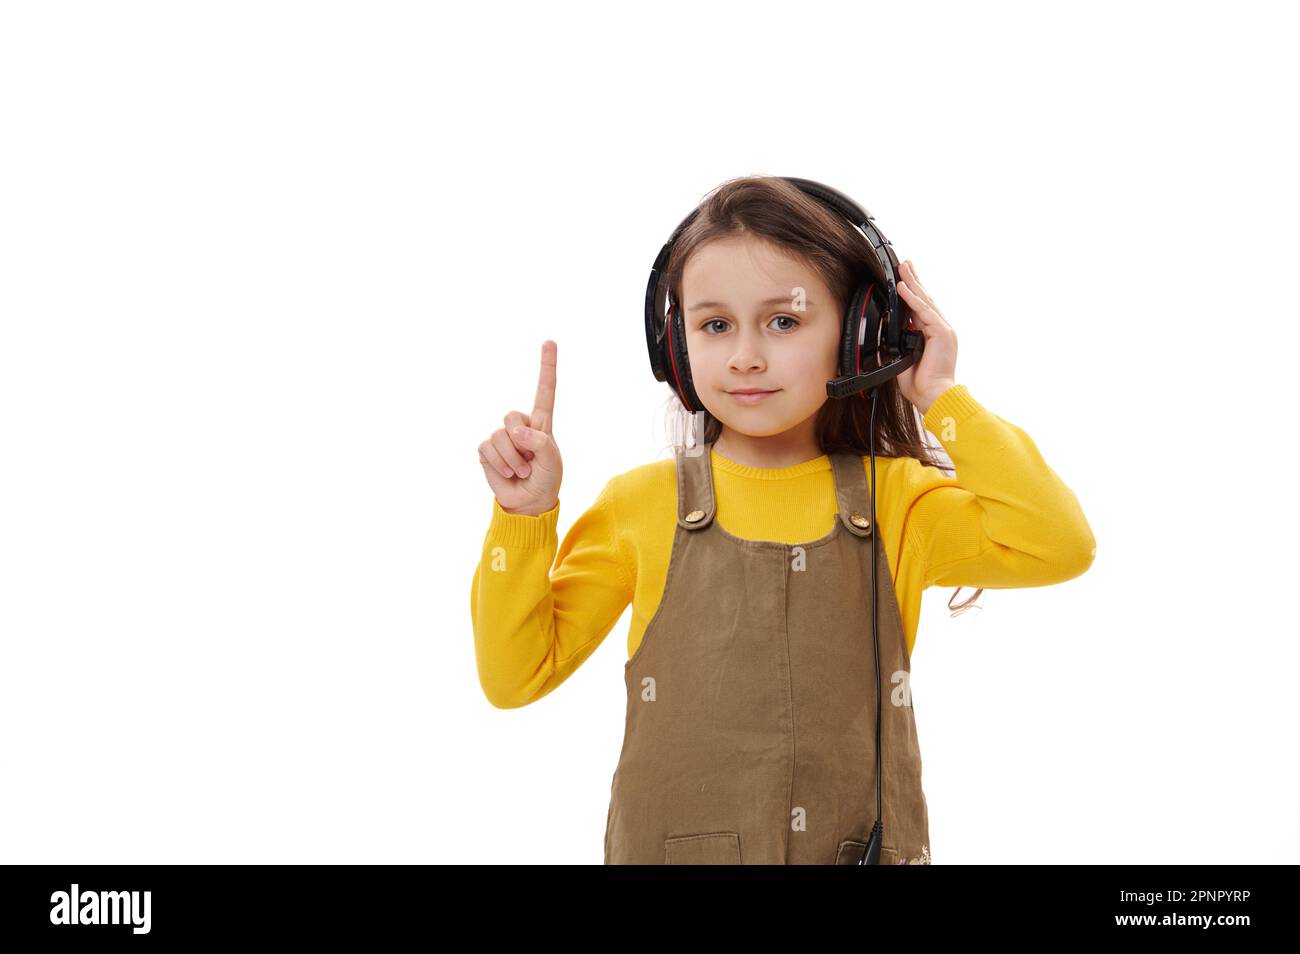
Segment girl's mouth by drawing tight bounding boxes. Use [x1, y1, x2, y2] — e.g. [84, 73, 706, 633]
[728, 389, 780, 405]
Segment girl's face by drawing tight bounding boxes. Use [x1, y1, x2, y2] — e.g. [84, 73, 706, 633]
[681, 234, 841, 443]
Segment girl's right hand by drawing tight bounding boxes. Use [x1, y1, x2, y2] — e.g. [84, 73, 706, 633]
[478, 340, 563, 516]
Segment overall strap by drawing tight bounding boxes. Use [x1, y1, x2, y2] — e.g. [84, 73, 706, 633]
[675, 442, 717, 530]
[829, 451, 875, 538]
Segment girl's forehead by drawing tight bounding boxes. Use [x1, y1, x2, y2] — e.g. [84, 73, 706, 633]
[683, 235, 830, 302]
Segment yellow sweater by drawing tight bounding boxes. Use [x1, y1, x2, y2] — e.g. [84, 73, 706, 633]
[471, 384, 1095, 709]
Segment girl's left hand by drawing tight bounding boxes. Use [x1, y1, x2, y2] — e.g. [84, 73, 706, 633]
[894, 259, 958, 414]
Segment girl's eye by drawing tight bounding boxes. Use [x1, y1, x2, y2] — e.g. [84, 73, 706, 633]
[702, 315, 801, 334]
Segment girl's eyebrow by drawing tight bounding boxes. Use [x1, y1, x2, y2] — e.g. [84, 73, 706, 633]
[687, 295, 815, 311]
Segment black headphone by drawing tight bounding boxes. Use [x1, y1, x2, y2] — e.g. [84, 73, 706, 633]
[644, 176, 924, 413]
[643, 177, 925, 865]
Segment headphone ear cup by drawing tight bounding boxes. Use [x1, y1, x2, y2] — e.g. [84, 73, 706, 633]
[666, 300, 701, 413]
[645, 270, 669, 386]
[840, 282, 877, 379]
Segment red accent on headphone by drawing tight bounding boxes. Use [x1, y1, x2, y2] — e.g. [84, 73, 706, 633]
[666, 303, 695, 412]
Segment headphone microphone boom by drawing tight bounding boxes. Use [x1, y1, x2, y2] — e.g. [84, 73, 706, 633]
[644, 177, 924, 865]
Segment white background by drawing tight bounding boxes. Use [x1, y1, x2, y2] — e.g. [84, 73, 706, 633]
[2, 1, 1296, 864]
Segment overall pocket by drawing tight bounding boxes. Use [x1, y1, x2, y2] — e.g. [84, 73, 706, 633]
[835, 839, 901, 865]
[664, 831, 742, 864]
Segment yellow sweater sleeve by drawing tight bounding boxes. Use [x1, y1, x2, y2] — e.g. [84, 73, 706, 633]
[904, 384, 1096, 588]
[470, 481, 634, 709]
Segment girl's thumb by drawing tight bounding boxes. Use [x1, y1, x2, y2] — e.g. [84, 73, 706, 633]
[513, 425, 557, 468]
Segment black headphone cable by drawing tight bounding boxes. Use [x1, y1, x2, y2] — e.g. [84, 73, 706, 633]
[858, 385, 885, 865]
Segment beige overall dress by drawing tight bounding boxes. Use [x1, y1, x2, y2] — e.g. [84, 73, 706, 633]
[604, 441, 932, 864]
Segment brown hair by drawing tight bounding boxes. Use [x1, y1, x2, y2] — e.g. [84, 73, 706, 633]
[658, 174, 983, 617]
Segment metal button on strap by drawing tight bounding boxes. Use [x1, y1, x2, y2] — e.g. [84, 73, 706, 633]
[684, 509, 706, 523]
[849, 512, 871, 529]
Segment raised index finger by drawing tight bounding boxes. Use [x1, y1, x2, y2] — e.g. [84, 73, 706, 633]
[530, 340, 557, 434]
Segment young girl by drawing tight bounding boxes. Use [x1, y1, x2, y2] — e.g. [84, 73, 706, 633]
[471, 176, 1095, 865]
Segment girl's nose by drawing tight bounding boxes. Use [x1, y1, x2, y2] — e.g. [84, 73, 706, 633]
[728, 353, 766, 373]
